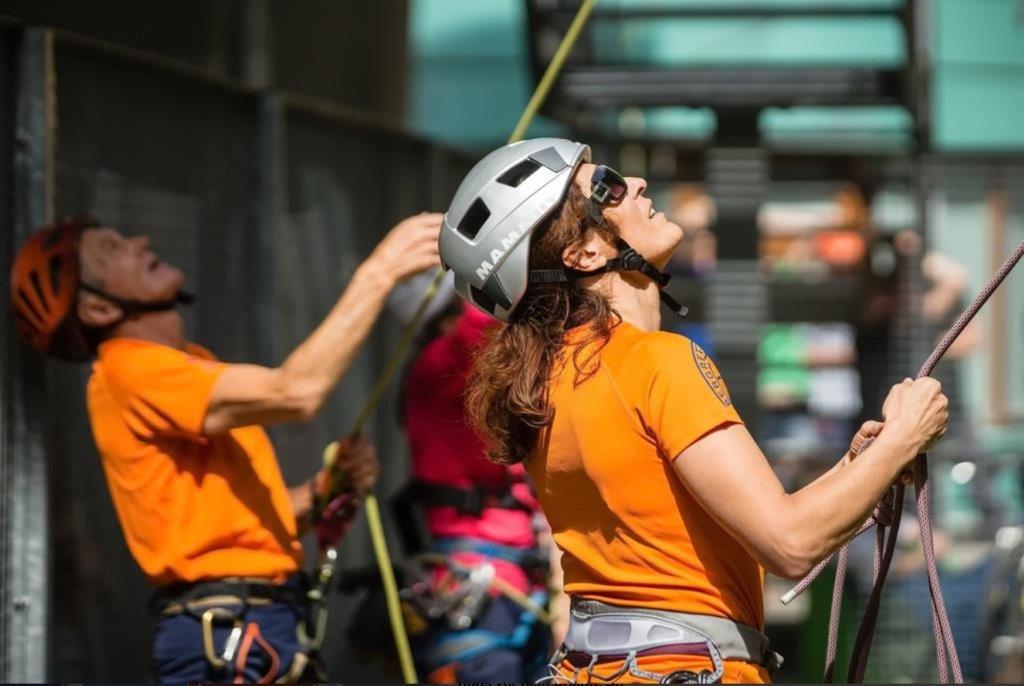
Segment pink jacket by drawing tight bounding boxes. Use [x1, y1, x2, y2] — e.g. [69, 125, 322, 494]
[402, 304, 539, 591]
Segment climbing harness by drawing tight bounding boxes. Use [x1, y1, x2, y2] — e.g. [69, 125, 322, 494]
[311, 1, 598, 683]
[538, 597, 781, 684]
[389, 476, 552, 677]
[400, 545, 551, 626]
[401, 555, 498, 632]
[781, 239, 1024, 683]
[400, 551, 553, 679]
[416, 588, 550, 675]
[148, 575, 319, 683]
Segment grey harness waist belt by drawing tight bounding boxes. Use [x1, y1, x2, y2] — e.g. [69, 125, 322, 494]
[567, 597, 782, 676]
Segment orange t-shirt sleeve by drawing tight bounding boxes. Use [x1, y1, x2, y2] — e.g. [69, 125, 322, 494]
[105, 343, 227, 440]
[639, 333, 743, 460]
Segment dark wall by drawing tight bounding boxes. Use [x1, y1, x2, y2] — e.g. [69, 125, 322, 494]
[272, 0, 409, 120]
[0, 0, 244, 74]
[0, 23, 17, 681]
[0, 0, 409, 121]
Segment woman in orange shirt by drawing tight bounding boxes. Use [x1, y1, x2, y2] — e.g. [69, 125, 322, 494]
[437, 139, 949, 683]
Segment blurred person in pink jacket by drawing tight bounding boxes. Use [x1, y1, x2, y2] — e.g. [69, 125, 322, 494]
[389, 271, 554, 684]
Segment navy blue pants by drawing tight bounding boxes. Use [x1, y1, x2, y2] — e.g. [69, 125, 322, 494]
[153, 600, 308, 684]
[412, 595, 550, 683]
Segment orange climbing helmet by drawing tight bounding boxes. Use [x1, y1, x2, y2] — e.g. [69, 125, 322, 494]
[9, 213, 100, 361]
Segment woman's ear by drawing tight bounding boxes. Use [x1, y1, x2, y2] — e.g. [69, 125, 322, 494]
[562, 231, 613, 272]
[77, 292, 123, 329]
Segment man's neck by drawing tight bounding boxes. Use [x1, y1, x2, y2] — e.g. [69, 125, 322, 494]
[598, 272, 662, 332]
[110, 309, 187, 350]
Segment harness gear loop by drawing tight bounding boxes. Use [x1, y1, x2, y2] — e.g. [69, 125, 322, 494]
[661, 669, 718, 684]
[781, 238, 1024, 684]
[232, 621, 281, 684]
[311, 2, 599, 682]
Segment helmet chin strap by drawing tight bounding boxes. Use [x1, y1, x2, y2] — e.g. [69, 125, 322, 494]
[79, 282, 195, 317]
[529, 238, 689, 317]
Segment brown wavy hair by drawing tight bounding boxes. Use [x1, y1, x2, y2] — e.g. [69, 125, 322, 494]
[466, 182, 619, 465]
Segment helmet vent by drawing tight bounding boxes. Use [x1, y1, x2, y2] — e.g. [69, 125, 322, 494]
[457, 198, 491, 240]
[16, 287, 44, 324]
[28, 272, 50, 314]
[496, 159, 541, 188]
[470, 284, 496, 315]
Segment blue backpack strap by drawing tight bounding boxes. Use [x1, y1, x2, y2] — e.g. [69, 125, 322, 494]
[425, 629, 510, 666]
[431, 537, 540, 567]
[505, 590, 548, 646]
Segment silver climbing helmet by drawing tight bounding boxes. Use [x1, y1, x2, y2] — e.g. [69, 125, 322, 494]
[439, 137, 689, 321]
[439, 138, 590, 322]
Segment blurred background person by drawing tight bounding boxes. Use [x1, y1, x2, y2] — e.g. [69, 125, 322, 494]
[388, 271, 554, 683]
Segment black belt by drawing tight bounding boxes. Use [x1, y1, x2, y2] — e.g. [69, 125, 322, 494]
[148, 574, 309, 617]
[405, 479, 532, 518]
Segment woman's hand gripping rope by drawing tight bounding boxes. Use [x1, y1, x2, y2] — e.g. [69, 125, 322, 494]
[782, 239, 1024, 684]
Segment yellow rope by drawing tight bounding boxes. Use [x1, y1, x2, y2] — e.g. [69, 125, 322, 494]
[509, 0, 598, 145]
[319, 3, 597, 681]
[365, 493, 417, 683]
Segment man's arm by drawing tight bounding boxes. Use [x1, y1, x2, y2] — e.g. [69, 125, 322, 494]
[203, 213, 442, 434]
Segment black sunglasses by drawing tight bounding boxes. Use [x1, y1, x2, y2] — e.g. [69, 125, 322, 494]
[589, 165, 628, 206]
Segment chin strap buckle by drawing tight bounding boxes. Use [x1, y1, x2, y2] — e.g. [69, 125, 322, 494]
[616, 242, 685, 316]
[618, 246, 647, 273]
[526, 241, 688, 318]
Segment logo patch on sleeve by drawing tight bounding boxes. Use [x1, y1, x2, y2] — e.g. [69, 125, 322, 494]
[691, 343, 732, 407]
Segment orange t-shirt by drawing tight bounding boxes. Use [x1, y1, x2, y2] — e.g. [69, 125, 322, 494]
[86, 338, 303, 587]
[530, 321, 765, 639]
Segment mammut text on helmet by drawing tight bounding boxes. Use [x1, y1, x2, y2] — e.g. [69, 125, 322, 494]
[473, 195, 556, 282]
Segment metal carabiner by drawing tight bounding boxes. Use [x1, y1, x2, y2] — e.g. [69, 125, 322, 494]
[201, 607, 245, 671]
[660, 669, 718, 684]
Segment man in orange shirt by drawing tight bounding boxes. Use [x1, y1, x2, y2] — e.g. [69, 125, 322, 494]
[10, 211, 441, 682]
